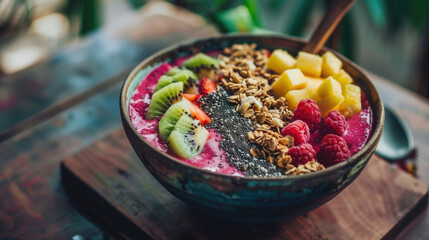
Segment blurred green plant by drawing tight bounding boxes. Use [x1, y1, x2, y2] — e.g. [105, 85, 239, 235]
[0, 0, 102, 39]
[0, 0, 32, 39]
[64, 0, 101, 36]
[0, 0, 104, 38]
[167, 0, 429, 61]
[281, 0, 429, 59]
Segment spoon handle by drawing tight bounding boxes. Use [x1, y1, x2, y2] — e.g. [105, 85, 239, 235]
[302, 0, 356, 54]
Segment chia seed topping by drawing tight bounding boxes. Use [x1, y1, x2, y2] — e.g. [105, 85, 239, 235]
[201, 87, 284, 177]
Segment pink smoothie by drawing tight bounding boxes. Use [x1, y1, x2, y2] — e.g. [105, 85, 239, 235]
[129, 59, 373, 176]
[129, 62, 242, 176]
[308, 96, 372, 154]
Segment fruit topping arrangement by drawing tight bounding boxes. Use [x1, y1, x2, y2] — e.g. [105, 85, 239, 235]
[129, 43, 372, 177]
[144, 53, 219, 159]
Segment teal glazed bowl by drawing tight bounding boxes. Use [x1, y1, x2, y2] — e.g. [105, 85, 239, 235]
[120, 34, 384, 222]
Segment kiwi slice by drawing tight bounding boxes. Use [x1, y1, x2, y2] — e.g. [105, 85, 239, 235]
[153, 75, 175, 92]
[158, 100, 190, 141]
[146, 82, 184, 120]
[168, 114, 209, 159]
[166, 67, 182, 76]
[182, 53, 220, 70]
[171, 69, 198, 93]
[182, 53, 220, 80]
[159, 69, 198, 93]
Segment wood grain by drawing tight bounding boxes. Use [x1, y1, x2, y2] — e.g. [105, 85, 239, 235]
[62, 129, 428, 240]
[0, 69, 131, 143]
[0, 85, 122, 240]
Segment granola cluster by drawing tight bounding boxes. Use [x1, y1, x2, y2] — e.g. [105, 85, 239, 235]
[218, 43, 325, 176]
[247, 127, 324, 175]
[286, 160, 325, 176]
[248, 127, 293, 168]
[218, 44, 292, 132]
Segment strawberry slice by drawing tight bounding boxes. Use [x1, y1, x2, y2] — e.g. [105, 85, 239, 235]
[200, 78, 217, 96]
[186, 100, 211, 125]
[182, 93, 200, 102]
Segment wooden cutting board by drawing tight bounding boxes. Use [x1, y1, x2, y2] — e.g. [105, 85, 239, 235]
[61, 129, 428, 240]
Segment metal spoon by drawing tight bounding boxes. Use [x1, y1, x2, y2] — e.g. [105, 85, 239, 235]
[375, 106, 414, 161]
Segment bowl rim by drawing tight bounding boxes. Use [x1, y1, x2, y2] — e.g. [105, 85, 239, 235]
[120, 33, 385, 182]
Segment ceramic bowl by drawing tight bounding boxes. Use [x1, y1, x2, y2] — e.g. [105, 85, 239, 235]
[120, 34, 384, 222]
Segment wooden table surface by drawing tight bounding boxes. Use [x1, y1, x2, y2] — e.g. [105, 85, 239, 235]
[1, 2, 429, 239]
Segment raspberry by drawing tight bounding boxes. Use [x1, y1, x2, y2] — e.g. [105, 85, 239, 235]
[288, 143, 316, 166]
[317, 134, 350, 167]
[281, 120, 310, 145]
[320, 110, 349, 136]
[293, 99, 321, 132]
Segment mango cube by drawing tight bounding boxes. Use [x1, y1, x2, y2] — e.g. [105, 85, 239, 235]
[335, 69, 353, 86]
[266, 49, 297, 74]
[321, 51, 342, 77]
[340, 84, 362, 117]
[317, 94, 344, 116]
[271, 68, 306, 98]
[317, 76, 342, 98]
[296, 51, 323, 77]
[304, 76, 323, 101]
[286, 89, 309, 110]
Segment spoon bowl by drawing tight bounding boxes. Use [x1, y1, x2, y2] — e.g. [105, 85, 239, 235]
[375, 106, 414, 161]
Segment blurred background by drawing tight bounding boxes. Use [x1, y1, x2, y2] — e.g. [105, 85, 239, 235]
[0, 0, 428, 132]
